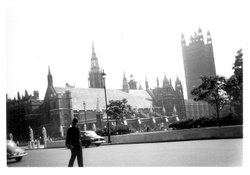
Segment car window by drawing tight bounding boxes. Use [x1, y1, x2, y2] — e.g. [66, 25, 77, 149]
[84, 131, 98, 137]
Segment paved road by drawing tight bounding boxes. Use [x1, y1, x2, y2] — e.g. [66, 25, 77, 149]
[7, 139, 242, 167]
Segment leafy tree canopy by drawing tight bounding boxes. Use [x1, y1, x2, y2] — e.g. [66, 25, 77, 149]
[191, 75, 229, 121]
[225, 49, 243, 106]
[107, 98, 134, 121]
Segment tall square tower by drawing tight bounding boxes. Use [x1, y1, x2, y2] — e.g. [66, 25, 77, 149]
[181, 28, 216, 99]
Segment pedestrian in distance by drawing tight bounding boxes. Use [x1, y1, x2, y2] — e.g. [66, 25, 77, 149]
[66, 118, 83, 167]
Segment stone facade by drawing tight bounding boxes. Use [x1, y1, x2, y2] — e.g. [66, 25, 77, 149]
[184, 99, 212, 119]
[122, 72, 186, 120]
[151, 75, 186, 120]
[181, 28, 216, 99]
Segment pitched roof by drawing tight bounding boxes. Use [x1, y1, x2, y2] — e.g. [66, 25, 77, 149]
[54, 87, 152, 110]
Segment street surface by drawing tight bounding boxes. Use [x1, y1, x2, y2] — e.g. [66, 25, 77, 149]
[7, 139, 242, 167]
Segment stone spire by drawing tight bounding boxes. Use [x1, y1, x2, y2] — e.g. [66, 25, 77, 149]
[47, 66, 53, 86]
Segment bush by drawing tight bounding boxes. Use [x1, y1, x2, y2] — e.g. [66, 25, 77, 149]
[116, 125, 130, 135]
[97, 125, 132, 136]
[219, 113, 243, 126]
[95, 128, 104, 136]
[169, 114, 242, 130]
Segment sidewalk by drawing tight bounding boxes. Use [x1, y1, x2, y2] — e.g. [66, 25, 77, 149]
[21, 144, 45, 150]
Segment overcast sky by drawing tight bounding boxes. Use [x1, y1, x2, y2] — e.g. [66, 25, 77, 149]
[6, 0, 249, 100]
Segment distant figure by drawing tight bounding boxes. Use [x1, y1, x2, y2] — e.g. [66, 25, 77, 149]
[9, 133, 13, 140]
[66, 118, 83, 167]
[146, 126, 150, 132]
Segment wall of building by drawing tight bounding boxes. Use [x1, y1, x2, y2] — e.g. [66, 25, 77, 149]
[185, 100, 212, 119]
[45, 91, 74, 137]
[152, 86, 186, 120]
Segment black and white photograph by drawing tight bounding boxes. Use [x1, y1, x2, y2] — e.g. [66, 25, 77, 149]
[2, 0, 249, 173]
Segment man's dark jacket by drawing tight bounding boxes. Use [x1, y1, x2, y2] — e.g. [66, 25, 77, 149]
[66, 126, 82, 148]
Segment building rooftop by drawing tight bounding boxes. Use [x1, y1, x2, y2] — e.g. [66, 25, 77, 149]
[54, 87, 153, 111]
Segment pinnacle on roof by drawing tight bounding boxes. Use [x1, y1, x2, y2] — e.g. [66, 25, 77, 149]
[48, 66, 51, 75]
[123, 71, 127, 81]
[198, 27, 202, 33]
[92, 41, 95, 54]
[175, 75, 181, 84]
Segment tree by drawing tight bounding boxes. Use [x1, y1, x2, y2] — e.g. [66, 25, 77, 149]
[225, 49, 243, 115]
[191, 75, 229, 126]
[107, 98, 134, 125]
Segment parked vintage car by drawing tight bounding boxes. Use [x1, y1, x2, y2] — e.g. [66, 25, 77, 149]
[80, 130, 105, 148]
[7, 140, 27, 162]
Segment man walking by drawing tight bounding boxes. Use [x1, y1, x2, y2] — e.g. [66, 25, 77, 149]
[66, 118, 83, 167]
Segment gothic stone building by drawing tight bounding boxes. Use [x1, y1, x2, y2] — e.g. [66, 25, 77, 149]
[41, 43, 186, 137]
[7, 43, 187, 139]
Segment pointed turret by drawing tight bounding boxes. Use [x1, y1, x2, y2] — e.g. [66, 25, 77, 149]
[139, 83, 143, 90]
[25, 90, 29, 98]
[194, 32, 198, 42]
[88, 43, 104, 88]
[175, 75, 181, 84]
[207, 30, 212, 44]
[123, 71, 127, 82]
[170, 78, 173, 86]
[175, 76, 183, 94]
[17, 92, 21, 101]
[162, 74, 170, 88]
[198, 27, 204, 42]
[91, 42, 99, 69]
[198, 27, 202, 33]
[145, 76, 149, 89]
[130, 74, 133, 80]
[122, 72, 129, 93]
[92, 41, 95, 54]
[181, 33, 186, 47]
[47, 66, 53, 86]
[156, 77, 159, 88]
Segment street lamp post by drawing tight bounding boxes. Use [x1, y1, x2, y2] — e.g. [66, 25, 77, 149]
[83, 101, 87, 123]
[102, 70, 111, 143]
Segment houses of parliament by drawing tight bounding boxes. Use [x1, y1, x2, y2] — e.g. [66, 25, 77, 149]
[6, 28, 214, 140]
